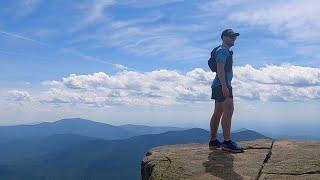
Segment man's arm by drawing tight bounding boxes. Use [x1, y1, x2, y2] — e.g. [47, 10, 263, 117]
[215, 48, 229, 87]
[217, 62, 230, 97]
[217, 62, 227, 87]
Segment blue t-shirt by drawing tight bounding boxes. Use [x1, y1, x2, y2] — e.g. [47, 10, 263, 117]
[211, 46, 233, 88]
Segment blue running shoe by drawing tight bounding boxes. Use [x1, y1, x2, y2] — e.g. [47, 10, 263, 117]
[221, 140, 244, 153]
[209, 139, 222, 150]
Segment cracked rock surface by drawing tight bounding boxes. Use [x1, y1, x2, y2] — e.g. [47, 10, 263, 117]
[141, 139, 320, 180]
[260, 139, 320, 180]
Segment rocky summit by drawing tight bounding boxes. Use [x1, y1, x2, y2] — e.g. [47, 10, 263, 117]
[141, 139, 320, 180]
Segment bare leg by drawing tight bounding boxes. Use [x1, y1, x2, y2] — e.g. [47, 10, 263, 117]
[210, 100, 223, 140]
[221, 97, 234, 141]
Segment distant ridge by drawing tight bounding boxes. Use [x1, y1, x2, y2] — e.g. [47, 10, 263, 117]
[0, 118, 188, 141]
[119, 124, 186, 135]
[0, 118, 135, 140]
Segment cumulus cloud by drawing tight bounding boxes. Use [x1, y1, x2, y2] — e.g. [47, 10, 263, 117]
[235, 64, 320, 86]
[7, 90, 31, 102]
[233, 64, 320, 101]
[8, 64, 320, 107]
[39, 68, 211, 106]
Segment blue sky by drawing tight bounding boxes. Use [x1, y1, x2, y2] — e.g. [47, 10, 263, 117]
[0, 0, 319, 138]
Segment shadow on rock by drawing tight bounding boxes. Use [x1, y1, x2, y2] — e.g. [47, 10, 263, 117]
[202, 150, 243, 180]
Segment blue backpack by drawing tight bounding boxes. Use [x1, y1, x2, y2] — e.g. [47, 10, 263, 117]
[208, 45, 233, 72]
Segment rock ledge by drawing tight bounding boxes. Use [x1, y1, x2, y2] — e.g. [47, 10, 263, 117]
[141, 139, 320, 180]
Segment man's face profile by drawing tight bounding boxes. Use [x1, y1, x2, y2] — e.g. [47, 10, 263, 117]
[223, 35, 237, 47]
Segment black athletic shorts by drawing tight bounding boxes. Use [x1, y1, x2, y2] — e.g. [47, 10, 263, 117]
[211, 85, 233, 102]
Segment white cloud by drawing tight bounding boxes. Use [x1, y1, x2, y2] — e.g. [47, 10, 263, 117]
[7, 64, 320, 107]
[71, 23, 209, 62]
[67, 2, 210, 62]
[234, 64, 320, 101]
[35, 68, 212, 106]
[235, 64, 320, 87]
[226, 0, 320, 42]
[7, 90, 31, 102]
[114, 64, 128, 71]
[70, 0, 115, 32]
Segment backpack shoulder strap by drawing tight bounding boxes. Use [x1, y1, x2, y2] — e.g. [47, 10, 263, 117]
[211, 45, 221, 57]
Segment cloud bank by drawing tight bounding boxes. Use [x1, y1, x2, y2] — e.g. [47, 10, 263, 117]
[7, 64, 320, 107]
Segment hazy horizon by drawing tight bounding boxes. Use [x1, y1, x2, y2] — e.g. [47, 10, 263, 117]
[1, 117, 319, 140]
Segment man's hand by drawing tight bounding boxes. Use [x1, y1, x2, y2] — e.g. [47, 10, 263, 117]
[222, 85, 230, 97]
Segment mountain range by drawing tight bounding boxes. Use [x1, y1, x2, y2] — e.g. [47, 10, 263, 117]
[0, 118, 185, 141]
[0, 118, 271, 180]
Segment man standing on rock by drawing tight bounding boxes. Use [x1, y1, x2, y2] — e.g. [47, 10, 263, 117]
[208, 29, 244, 153]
